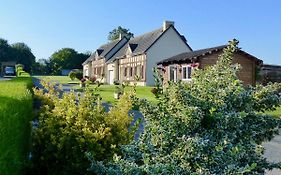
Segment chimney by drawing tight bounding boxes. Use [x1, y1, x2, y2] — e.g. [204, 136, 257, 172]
[119, 33, 123, 40]
[163, 20, 174, 31]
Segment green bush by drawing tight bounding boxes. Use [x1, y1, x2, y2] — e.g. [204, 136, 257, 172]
[75, 70, 83, 80]
[68, 70, 77, 80]
[30, 82, 138, 175]
[90, 40, 281, 174]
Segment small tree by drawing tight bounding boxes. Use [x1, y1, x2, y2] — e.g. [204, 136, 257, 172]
[108, 26, 134, 41]
[90, 39, 281, 174]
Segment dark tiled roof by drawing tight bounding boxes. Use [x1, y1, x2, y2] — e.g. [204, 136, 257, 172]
[82, 39, 121, 65]
[108, 28, 163, 62]
[157, 45, 228, 64]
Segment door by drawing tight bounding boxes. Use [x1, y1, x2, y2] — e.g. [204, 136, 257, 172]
[109, 70, 114, 84]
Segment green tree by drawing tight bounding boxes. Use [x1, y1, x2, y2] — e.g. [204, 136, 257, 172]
[0, 38, 13, 62]
[49, 48, 90, 75]
[108, 26, 134, 41]
[90, 40, 281, 174]
[12, 42, 36, 72]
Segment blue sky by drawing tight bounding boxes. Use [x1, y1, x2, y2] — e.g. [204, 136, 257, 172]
[0, 0, 280, 64]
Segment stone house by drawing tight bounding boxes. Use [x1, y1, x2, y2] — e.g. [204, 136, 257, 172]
[83, 21, 192, 86]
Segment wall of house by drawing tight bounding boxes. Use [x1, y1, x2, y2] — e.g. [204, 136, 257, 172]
[119, 54, 146, 85]
[91, 59, 106, 82]
[199, 51, 256, 85]
[83, 64, 88, 77]
[146, 27, 192, 86]
[162, 51, 257, 85]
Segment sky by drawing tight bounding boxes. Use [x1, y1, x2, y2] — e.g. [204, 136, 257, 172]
[0, 0, 280, 65]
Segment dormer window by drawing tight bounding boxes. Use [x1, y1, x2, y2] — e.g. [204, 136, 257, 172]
[126, 44, 138, 55]
[97, 49, 104, 56]
[129, 44, 138, 52]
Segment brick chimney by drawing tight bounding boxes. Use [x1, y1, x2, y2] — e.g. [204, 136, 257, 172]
[163, 20, 174, 31]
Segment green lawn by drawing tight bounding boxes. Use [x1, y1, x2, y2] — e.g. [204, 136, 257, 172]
[78, 84, 156, 103]
[34, 76, 156, 103]
[33, 75, 79, 84]
[264, 106, 281, 117]
[0, 78, 33, 175]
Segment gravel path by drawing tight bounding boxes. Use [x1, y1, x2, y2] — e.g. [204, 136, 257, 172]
[263, 132, 281, 175]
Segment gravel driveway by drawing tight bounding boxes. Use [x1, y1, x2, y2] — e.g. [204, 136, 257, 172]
[263, 132, 281, 175]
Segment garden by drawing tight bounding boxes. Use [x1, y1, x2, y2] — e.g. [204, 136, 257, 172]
[1, 40, 281, 175]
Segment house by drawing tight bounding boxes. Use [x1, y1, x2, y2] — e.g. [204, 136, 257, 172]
[82, 36, 129, 83]
[83, 21, 192, 86]
[157, 45, 262, 85]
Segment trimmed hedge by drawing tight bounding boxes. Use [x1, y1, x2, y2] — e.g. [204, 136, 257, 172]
[16, 64, 30, 77]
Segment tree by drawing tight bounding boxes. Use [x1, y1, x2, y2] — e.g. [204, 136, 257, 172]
[108, 26, 134, 41]
[90, 40, 281, 174]
[49, 48, 90, 75]
[12, 42, 36, 72]
[0, 38, 13, 62]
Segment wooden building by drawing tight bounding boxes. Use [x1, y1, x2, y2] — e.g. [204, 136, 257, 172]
[157, 45, 262, 86]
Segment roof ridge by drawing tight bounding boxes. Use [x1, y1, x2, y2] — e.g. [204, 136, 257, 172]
[129, 27, 162, 42]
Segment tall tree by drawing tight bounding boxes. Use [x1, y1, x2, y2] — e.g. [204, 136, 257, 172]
[108, 26, 134, 41]
[12, 42, 36, 72]
[0, 38, 13, 62]
[49, 48, 90, 75]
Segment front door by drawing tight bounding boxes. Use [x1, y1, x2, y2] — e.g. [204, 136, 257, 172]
[108, 70, 114, 84]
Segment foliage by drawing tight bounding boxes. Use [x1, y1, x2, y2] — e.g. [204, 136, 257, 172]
[90, 39, 281, 174]
[49, 48, 90, 75]
[32, 58, 52, 75]
[75, 70, 83, 80]
[16, 64, 30, 77]
[31, 82, 137, 175]
[0, 38, 35, 73]
[12, 42, 36, 72]
[0, 78, 33, 175]
[68, 70, 77, 80]
[108, 26, 134, 41]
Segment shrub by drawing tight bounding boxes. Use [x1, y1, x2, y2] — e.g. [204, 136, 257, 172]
[30, 81, 137, 175]
[90, 39, 281, 174]
[75, 71, 83, 80]
[68, 70, 77, 80]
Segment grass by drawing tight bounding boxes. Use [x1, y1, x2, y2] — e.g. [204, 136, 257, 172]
[264, 106, 281, 117]
[78, 84, 156, 104]
[33, 75, 156, 103]
[0, 77, 33, 175]
[33, 75, 79, 84]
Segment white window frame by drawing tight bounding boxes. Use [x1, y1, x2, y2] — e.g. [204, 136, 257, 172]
[182, 65, 192, 81]
[168, 65, 177, 82]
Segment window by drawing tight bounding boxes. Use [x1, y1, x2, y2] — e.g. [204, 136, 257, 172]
[169, 65, 177, 82]
[182, 66, 192, 80]
[130, 67, 133, 77]
[141, 65, 144, 79]
[124, 67, 127, 77]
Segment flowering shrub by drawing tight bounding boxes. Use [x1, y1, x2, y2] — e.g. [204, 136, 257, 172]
[31, 82, 137, 175]
[90, 39, 281, 174]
